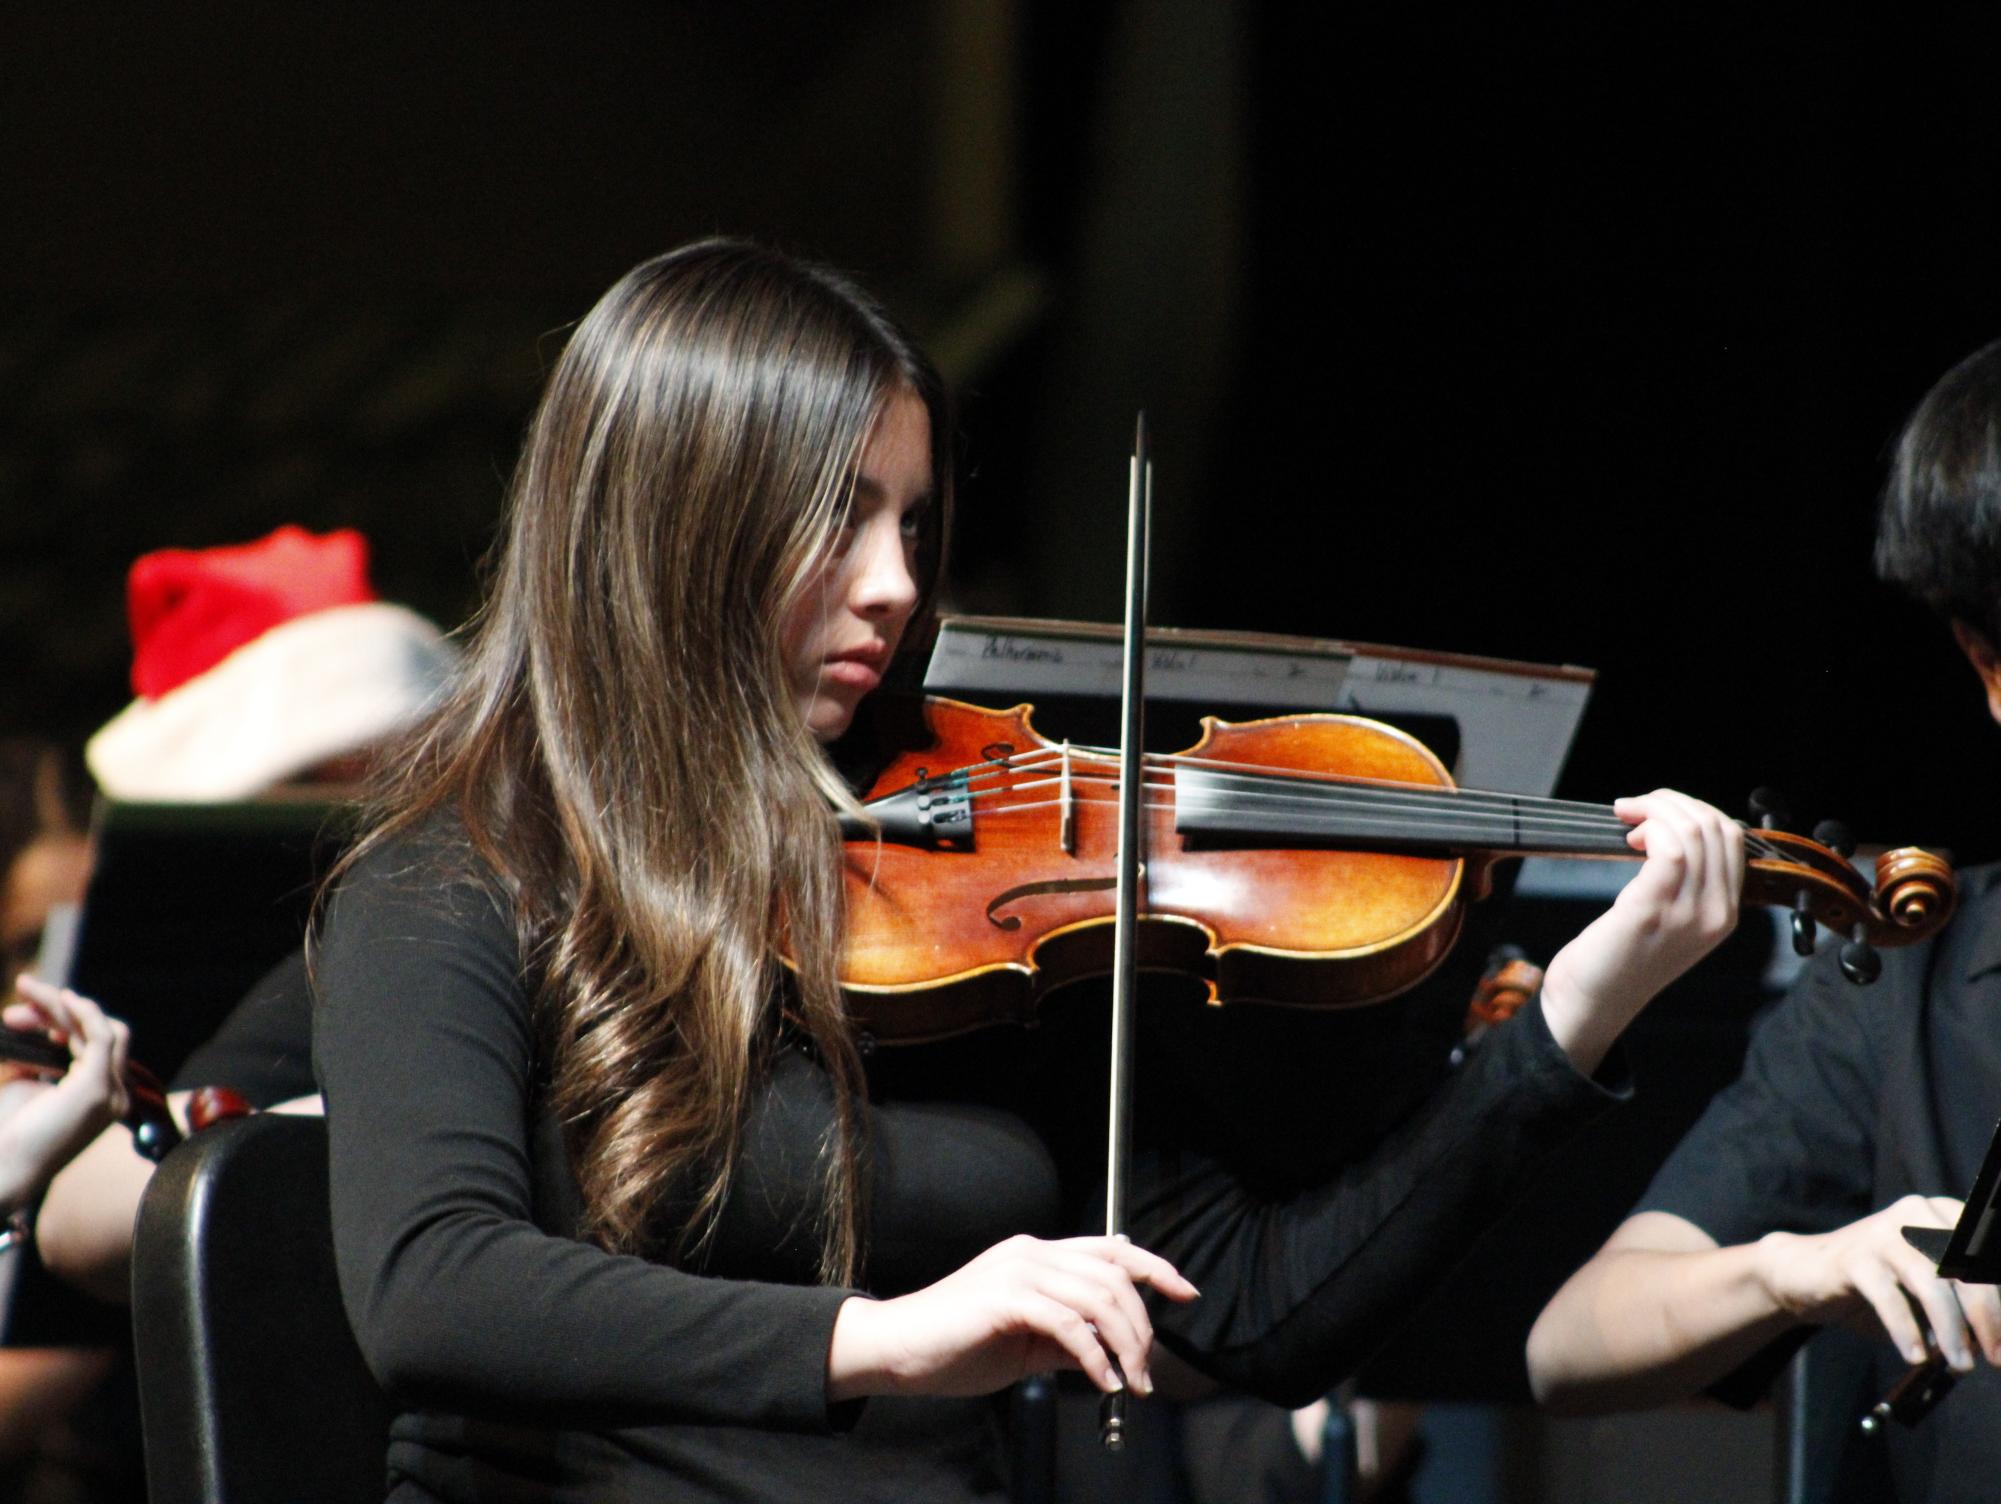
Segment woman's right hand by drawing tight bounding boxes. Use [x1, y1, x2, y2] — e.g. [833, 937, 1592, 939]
[1756, 1194, 2001, 1372]
[826, 1234, 1199, 1402]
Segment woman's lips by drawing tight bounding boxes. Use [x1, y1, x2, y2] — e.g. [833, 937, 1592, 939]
[821, 658, 883, 693]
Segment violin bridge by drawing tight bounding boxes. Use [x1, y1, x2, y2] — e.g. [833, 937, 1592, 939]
[1060, 739, 1076, 854]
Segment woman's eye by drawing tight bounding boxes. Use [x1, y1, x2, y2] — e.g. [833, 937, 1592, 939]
[826, 504, 861, 552]
[899, 504, 930, 541]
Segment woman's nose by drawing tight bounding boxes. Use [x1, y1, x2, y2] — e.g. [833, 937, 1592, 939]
[851, 519, 919, 621]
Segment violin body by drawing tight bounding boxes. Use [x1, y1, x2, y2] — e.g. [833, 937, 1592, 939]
[842, 699, 1470, 1039]
[835, 698, 1956, 1043]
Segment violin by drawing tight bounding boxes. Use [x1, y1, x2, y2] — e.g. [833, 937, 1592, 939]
[0, 1024, 251, 1162]
[831, 697, 1957, 1041]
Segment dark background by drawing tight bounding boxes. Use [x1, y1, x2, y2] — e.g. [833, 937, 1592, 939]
[5, 4, 2001, 861]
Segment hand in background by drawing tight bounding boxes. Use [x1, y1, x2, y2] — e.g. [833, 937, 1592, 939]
[0, 977, 130, 1214]
[1757, 1194, 2001, 1373]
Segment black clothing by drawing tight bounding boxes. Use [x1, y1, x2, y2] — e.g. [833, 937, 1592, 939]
[316, 827, 1624, 1503]
[1637, 861, 2001, 1504]
[169, 949, 318, 1106]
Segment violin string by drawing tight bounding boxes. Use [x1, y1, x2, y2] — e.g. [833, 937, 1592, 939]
[1146, 754, 1630, 820]
[954, 794, 1645, 854]
[936, 772, 1797, 863]
[896, 750, 1800, 862]
[945, 745, 1634, 831]
[959, 778, 1624, 840]
[1120, 753, 1808, 861]
[952, 793, 1817, 871]
[956, 776, 1608, 836]
[984, 782, 1634, 844]
[952, 765, 1645, 835]
[939, 741, 1819, 863]
[956, 768, 1639, 840]
[951, 747, 1639, 827]
[1064, 742, 1626, 818]
[1071, 766, 1629, 827]
[969, 796, 1634, 849]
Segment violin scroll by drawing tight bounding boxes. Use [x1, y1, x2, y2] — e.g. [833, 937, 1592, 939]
[1874, 847, 1955, 935]
[1742, 830, 1957, 965]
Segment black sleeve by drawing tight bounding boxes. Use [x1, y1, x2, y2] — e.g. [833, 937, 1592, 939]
[1634, 943, 1880, 1246]
[168, 950, 317, 1107]
[1134, 994, 1625, 1405]
[313, 837, 858, 1432]
[1623, 943, 1886, 1408]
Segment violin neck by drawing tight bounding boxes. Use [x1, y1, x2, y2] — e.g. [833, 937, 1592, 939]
[1174, 767, 1633, 860]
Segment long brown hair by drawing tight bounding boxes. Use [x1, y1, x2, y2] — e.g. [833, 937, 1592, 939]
[342, 240, 949, 1281]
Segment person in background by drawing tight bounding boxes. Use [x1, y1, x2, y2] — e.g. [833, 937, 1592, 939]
[0, 738, 126, 1221]
[6, 531, 446, 1496]
[1526, 336, 2001, 1503]
[1, 979, 128, 1225]
[34, 525, 449, 1304]
[0, 741, 134, 1497]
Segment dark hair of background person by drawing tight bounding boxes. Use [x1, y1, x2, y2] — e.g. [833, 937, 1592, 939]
[1876, 335, 2001, 647]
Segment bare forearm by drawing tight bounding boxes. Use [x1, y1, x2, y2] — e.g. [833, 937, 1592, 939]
[35, 1094, 187, 1305]
[1528, 1238, 1798, 1413]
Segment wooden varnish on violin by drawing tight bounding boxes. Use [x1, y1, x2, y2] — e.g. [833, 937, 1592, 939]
[832, 698, 1956, 1042]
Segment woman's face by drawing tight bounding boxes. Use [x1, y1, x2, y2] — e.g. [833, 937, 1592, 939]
[781, 389, 931, 741]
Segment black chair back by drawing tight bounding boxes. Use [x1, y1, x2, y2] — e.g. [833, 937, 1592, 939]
[132, 1114, 390, 1504]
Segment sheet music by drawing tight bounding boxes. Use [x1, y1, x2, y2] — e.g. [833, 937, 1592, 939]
[924, 616, 1593, 796]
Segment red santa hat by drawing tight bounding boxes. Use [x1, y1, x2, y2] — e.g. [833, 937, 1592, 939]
[86, 526, 454, 801]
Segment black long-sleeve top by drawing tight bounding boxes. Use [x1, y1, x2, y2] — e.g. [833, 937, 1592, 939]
[315, 826, 1623, 1502]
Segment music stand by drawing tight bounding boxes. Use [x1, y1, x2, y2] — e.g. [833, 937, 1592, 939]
[1857, 1117, 2001, 1434]
[1902, 1118, 2001, 1281]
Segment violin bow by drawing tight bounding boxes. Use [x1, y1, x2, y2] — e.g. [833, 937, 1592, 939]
[1101, 412, 1152, 1451]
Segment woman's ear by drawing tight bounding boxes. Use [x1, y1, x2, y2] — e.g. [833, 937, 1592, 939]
[1951, 619, 2001, 725]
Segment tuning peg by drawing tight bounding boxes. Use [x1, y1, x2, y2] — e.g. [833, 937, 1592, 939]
[1749, 787, 1790, 831]
[1840, 924, 1881, 986]
[1791, 893, 1817, 958]
[1812, 819, 1857, 859]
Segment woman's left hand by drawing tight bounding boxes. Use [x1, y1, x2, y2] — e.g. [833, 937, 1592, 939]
[1540, 790, 1744, 1075]
[0, 977, 131, 1214]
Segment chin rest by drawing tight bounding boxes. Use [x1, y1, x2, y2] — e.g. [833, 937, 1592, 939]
[132, 1113, 390, 1503]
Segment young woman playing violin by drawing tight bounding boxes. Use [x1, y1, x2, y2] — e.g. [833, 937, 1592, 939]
[313, 238, 1746, 1502]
